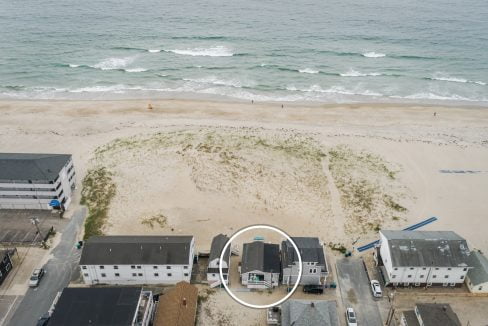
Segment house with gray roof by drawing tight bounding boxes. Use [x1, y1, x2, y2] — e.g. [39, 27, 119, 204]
[281, 237, 328, 285]
[240, 241, 280, 289]
[207, 234, 230, 286]
[400, 303, 461, 326]
[466, 250, 488, 293]
[277, 300, 338, 326]
[0, 153, 75, 210]
[79, 235, 194, 285]
[376, 230, 472, 287]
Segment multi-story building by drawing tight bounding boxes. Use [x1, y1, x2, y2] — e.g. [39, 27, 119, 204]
[48, 287, 154, 326]
[207, 233, 230, 287]
[0, 250, 14, 286]
[401, 303, 461, 326]
[0, 153, 75, 210]
[281, 237, 328, 286]
[240, 241, 280, 289]
[79, 235, 195, 285]
[466, 250, 488, 293]
[375, 230, 472, 287]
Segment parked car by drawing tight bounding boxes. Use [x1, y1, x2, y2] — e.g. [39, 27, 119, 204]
[346, 307, 358, 326]
[303, 284, 324, 294]
[29, 268, 45, 287]
[36, 313, 50, 326]
[370, 279, 382, 298]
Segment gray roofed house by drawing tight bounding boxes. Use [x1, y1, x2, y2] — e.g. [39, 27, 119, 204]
[209, 233, 230, 263]
[380, 230, 470, 267]
[401, 303, 461, 326]
[280, 300, 338, 326]
[466, 250, 488, 293]
[241, 241, 280, 289]
[80, 236, 194, 265]
[0, 153, 72, 182]
[207, 234, 231, 286]
[401, 310, 420, 326]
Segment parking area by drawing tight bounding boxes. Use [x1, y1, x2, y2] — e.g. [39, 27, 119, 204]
[336, 257, 383, 326]
[0, 210, 65, 245]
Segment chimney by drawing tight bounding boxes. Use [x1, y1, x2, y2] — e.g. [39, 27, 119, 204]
[183, 298, 187, 307]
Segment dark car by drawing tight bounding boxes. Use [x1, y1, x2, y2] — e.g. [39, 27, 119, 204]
[36, 313, 50, 326]
[303, 284, 324, 294]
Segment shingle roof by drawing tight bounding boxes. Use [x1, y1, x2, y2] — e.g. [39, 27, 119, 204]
[467, 250, 488, 286]
[416, 303, 461, 326]
[281, 300, 338, 326]
[241, 241, 280, 273]
[79, 236, 193, 265]
[48, 287, 141, 326]
[0, 153, 72, 181]
[209, 234, 230, 263]
[154, 282, 198, 326]
[281, 237, 326, 268]
[402, 310, 420, 326]
[380, 231, 471, 267]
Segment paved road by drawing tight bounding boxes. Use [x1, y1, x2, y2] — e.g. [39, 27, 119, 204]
[5, 207, 86, 326]
[336, 258, 383, 326]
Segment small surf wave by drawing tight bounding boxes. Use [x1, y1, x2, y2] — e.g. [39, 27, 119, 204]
[363, 52, 386, 58]
[124, 68, 147, 73]
[183, 76, 252, 88]
[340, 69, 382, 77]
[391, 92, 486, 102]
[148, 49, 161, 53]
[165, 46, 234, 57]
[92, 56, 135, 70]
[428, 75, 486, 86]
[286, 84, 383, 97]
[298, 68, 319, 74]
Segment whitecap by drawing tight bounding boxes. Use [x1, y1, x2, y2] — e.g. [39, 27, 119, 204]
[183, 76, 247, 88]
[68, 64, 80, 68]
[124, 68, 147, 73]
[92, 57, 135, 70]
[363, 52, 386, 58]
[340, 69, 382, 77]
[392, 92, 481, 102]
[165, 46, 234, 57]
[298, 68, 319, 74]
[429, 74, 486, 86]
[148, 49, 161, 53]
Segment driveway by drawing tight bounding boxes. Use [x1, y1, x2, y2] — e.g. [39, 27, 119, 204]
[336, 258, 383, 326]
[3, 207, 86, 326]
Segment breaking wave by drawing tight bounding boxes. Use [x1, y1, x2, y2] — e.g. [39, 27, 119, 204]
[363, 52, 386, 58]
[164, 46, 234, 57]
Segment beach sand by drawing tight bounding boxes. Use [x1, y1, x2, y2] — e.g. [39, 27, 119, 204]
[1, 99, 487, 324]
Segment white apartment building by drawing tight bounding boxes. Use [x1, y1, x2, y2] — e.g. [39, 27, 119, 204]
[207, 233, 230, 287]
[281, 237, 328, 286]
[79, 235, 195, 285]
[0, 153, 76, 210]
[375, 230, 472, 287]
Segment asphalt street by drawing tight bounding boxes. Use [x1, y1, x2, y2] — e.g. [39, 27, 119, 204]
[5, 207, 86, 326]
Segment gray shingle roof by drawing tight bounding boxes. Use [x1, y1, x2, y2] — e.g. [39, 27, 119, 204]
[241, 241, 280, 273]
[281, 300, 338, 326]
[79, 236, 193, 265]
[402, 310, 420, 326]
[209, 234, 230, 263]
[467, 250, 488, 286]
[380, 231, 471, 267]
[0, 153, 72, 181]
[281, 237, 326, 268]
[416, 303, 461, 326]
[48, 287, 142, 326]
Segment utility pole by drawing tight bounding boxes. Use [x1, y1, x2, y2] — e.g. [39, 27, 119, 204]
[30, 216, 46, 248]
[386, 290, 396, 325]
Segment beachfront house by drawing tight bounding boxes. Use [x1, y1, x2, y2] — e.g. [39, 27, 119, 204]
[240, 241, 280, 289]
[375, 230, 472, 287]
[0, 153, 75, 210]
[466, 250, 488, 293]
[400, 303, 461, 326]
[48, 287, 154, 326]
[153, 281, 198, 326]
[207, 233, 230, 287]
[79, 235, 194, 285]
[0, 250, 14, 286]
[276, 299, 339, 326]
[281, 237, 328, 286]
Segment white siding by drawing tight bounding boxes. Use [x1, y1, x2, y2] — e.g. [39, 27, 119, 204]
[466, 277, 488, 293]
[241, 270, 279, 288]
[207, 257, 229, 283]
[282, 261, 326, 285]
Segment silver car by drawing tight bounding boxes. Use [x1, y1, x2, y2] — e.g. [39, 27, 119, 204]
[29, 268, 45, 287]
[370, 279, 382, 298]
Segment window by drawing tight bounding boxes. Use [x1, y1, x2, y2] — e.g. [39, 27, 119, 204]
[153, 266, 158, 269]
[184, 266, 188, 269]
[115, 273, 120, 277]
[392, 275, 396, 279]
[82, 266, 87, 270]
[410, 267, 414, 270]
[447, 268, 452, 271]
[184, 273, 189, 277]
[167, 273, 172, 277]
[435, 268, 439, 270]
[394, 268, 398, 271]
[138, 273, 143, 276]
[99, 266, 105, 269]
[463, 268, 467, 271]
[479, 286, 483, 291]
[420, 275, 425, 278]
[132, 273, 137, 277]
[131, 265, 135, 269]
[460, 276, 464, 280]
[166, 266, 171, 270]
[84, 273, 89, 277]
[114, 266, 118, 270]
[212, 273, 216, 277]
[313, 269, 317, 273]
[444, 275, 449, 278]
[137, 266, 142, 269]
[422, 267, 427, 270]
[154, 273, 159, 277]
[101, 273, 106, 277]
[309, 269, 313, 273]
[408, 275, 412, 278]
[433, 275, 437, 278]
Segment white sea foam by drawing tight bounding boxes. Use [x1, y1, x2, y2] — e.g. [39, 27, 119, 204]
[363, 52, 386, 58]
[391, 92, 482, 102]
[286, 84, 382, 96]
[68, 85, 144, 93]
[183, 76, 251, 88]
[68, 64, 80, 68]
[124, 68, 147, 73]
[340, 69, 382, 77]
[429, 74, 486, 86]
[165, 46, 234, 57]
[298, 68, 319, 74]
[92, 57, 135, 70]
[148, 49, 161, 53]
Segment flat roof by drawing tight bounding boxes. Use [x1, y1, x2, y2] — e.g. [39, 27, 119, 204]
[281, 299, 338, 326]
[0, 153, 72, 181]
[380, 230, 471, 267]
[48, 287, 141, 326]
[416, 303, 461, 326]
[79, 236, 193, 265]
[467, 250, 488, 286]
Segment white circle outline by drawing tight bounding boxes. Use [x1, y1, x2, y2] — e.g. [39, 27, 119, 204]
[219, 224, 302, 309]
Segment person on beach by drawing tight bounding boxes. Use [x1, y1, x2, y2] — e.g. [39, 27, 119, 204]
[434, 112, 437, 117]
[148, 103, 153, 110]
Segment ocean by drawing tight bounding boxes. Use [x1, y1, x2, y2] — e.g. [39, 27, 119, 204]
[0, 0, 487, 104]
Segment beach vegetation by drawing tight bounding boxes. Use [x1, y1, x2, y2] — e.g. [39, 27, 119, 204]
[141, 214, 167, 228]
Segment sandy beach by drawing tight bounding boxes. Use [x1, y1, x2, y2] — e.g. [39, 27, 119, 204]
[2, 99, 488, 324]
